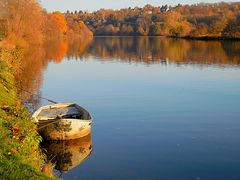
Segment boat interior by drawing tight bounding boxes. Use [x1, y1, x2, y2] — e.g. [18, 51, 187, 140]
[36, 104, 91, 121]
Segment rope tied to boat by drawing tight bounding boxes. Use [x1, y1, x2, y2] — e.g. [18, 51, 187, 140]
[0, 76, 58, 104]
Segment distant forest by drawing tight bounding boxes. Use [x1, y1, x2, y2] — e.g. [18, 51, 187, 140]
[65, 2, 240, 38]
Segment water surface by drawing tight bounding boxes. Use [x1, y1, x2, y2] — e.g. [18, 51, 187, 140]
[22, 37, 240, 180]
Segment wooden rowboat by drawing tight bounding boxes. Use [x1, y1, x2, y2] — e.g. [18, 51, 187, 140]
[32, 103, 92, 140]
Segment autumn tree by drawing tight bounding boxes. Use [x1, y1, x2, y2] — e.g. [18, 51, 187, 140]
[50, 12, 68, 34]
[0, 0, 8, 40]
[120, 24, 134, 35]
[150, 23, 162, 35]
[162, 11, 193, 37]
[6, 0, 45, 46]
[223, 15, 240, 38]
[96, 24, 119, 35]
[66, 15, 93, 37]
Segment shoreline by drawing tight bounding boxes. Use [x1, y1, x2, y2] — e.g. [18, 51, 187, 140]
[92, 35, 240, 41]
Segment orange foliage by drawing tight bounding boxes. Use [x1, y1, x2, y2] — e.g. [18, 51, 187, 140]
[5, 0, 45, 46]
[48, 40, 68, 63]
[50, 12, 68, 34]
[77, 21, 93, 36]
[79, 21, 86, 29]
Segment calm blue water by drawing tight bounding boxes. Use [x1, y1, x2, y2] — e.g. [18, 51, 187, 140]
[40, 37, 240, 180]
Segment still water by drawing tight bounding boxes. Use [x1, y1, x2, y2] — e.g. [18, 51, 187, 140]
[23, 37, 240, 179]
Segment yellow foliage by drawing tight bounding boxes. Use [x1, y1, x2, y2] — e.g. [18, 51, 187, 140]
[50, 12, 68, 34]
[5, 33, 28, 48]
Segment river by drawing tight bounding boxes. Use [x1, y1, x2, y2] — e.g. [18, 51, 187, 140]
[20, 37, 240, 179]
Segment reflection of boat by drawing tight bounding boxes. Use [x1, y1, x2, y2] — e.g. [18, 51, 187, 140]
[41, 135, 93, 172]
[32, 103, 92, 140]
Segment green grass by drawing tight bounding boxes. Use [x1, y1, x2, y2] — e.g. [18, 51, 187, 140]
[0, 58, 17, 105]
[0, 49, 55, 179]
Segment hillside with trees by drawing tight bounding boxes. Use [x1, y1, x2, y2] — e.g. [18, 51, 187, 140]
[65, 2, 240, 39]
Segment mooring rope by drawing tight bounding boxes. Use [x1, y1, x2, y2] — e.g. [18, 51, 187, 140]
[0, 76, 58, 104]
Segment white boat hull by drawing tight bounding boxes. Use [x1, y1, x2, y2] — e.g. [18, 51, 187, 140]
[38, 119, 92, 140]
[32, 103, 93, 140]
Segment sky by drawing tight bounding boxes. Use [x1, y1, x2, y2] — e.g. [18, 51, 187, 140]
[40, 0, 238, 12]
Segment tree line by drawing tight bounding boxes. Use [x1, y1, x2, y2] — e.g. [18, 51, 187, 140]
[65, 2, 240, 38]
[0, 0, 92, 48]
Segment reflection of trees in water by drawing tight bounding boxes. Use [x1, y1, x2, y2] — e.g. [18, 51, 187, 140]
[42, 140, 73, 172]
[15, 45, 48, 111]
[54, 121, 72, 132]
[53, 151, 72, 172]
[15, 36, 92, 110]
[221, 41, 240, 64]
[16, 37, 240, 110]
[41, 135, 92, 173]
[66, 35, 93, 59]
[82, 37, 240, 65]
[46, 38, 68, 63]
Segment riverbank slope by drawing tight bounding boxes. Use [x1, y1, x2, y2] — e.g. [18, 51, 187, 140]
[0, 46, 55, 179]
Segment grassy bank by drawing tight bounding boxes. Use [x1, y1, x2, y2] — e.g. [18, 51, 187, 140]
[0, 47, 54, 179]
